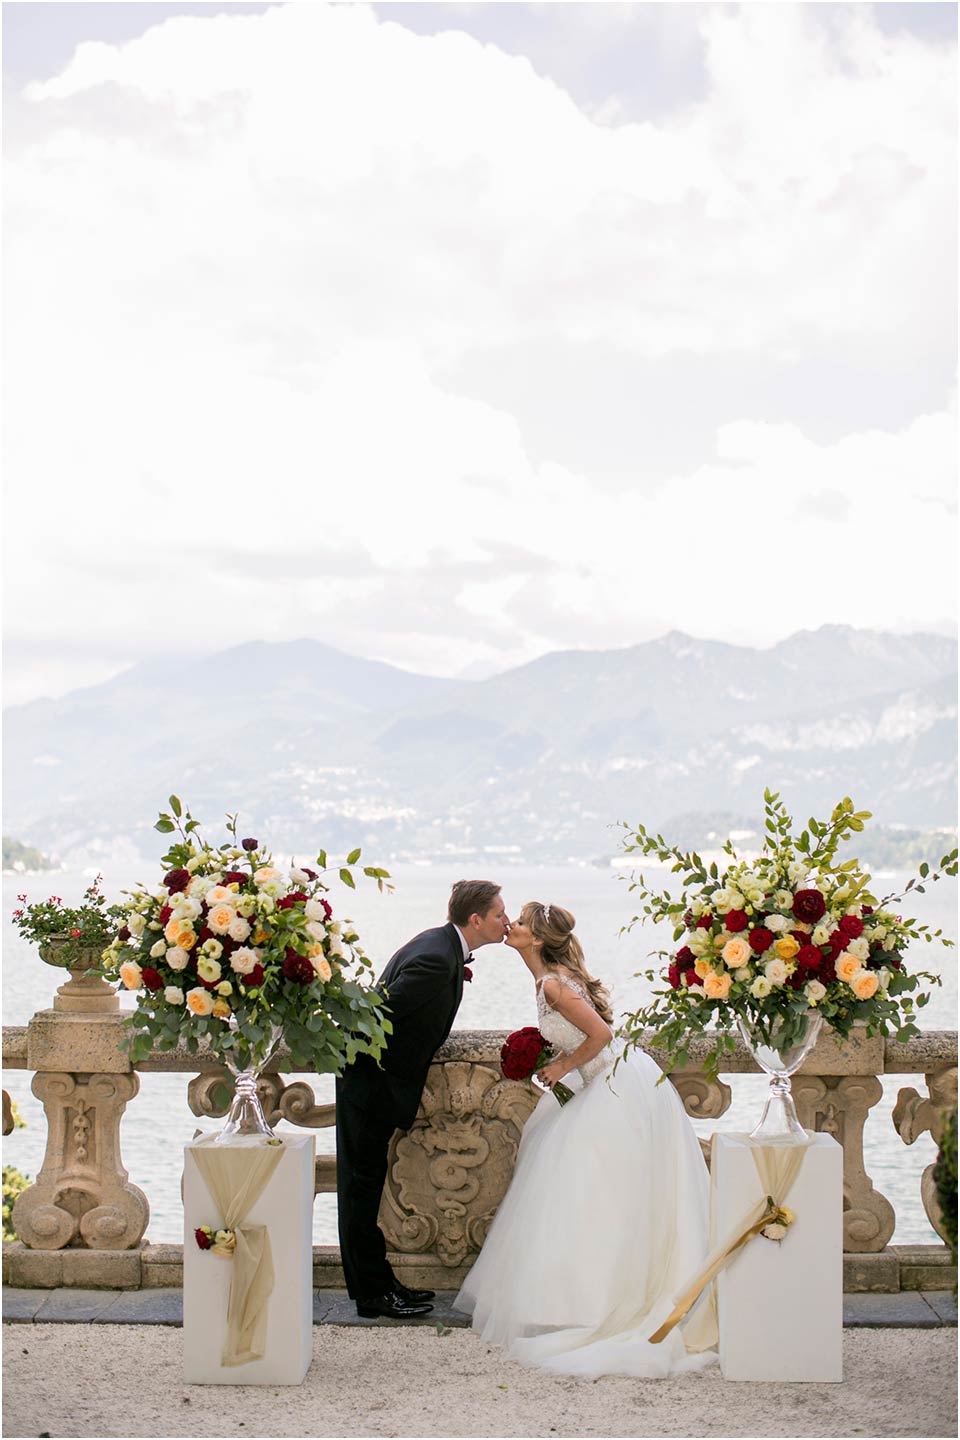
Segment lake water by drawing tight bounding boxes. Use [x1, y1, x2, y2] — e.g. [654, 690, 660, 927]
[4, 862, 956, 1246]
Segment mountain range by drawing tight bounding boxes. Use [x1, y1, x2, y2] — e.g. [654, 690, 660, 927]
[3, 626, 956, 867]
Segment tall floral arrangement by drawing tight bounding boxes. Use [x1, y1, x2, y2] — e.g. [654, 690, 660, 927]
[618, 792, 957, 1078]
[100, 798, 393, 1071]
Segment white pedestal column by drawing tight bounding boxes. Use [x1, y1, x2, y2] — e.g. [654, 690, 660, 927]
[183, 1133, 315, 1385]
[715, 1132, 843, 1382]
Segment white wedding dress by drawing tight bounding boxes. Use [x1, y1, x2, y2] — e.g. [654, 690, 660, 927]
[455, 974, 717, 1378]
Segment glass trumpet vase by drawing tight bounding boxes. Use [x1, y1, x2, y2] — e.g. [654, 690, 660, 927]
[215, 1023, 285, 1144]
[737, 1009, 824, 1145]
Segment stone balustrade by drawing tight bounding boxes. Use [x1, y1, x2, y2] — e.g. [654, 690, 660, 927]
[2, 964, 956, 1295]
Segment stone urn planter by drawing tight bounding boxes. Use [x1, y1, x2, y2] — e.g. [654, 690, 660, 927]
[39, 934, 119, 1014]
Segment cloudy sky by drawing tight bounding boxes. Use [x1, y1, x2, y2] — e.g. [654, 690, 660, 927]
[3, 1, 956, 705]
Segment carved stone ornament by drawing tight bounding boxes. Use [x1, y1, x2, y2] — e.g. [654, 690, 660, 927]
[378, 1061, 539, 1268]
[187, 1070, 336, 1129]
[669, 1071, 732, 1167]
[13, 1072, 149, 1250]
[792, 1072, 894, 1252]
[893, 1063, 958, 1243]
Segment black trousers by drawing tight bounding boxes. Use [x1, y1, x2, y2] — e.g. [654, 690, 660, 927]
[335, 1076, 400, 1300]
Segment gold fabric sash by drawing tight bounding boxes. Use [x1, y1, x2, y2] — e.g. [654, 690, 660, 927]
[192, 1138, 285, 1366]
[650, 1130, 814, 1349]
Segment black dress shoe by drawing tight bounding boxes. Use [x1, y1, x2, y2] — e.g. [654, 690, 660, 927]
[355, 1289, 434, 1319]
[393, 1281, 436, 1303]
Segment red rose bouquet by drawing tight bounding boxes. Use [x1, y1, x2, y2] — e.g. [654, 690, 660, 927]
[500, 1026, 574, 1105]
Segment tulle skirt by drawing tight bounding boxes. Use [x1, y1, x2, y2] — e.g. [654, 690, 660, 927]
[455, 1044, 717, 1378]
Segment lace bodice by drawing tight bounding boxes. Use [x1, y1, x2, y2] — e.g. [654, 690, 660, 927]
[536, 974, 614, 1086]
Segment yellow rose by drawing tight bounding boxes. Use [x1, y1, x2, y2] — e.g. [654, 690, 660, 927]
[212, 998, 232, 1019]
[207, 903, 237, 936]
[836, 953, 863, 985]
[721, 936, 752, 970]
[119, 960, 142, 990]
[252, 926, 270, 945]
[774, 935, 800, 961]
[703, 970, 733, 1001]
[311, 954, 332, 983]
[694, 958, 712, 979]
[185, 987, 215, 1016]
[197, 956, 222, 984]
[851, 970, 879, 1000]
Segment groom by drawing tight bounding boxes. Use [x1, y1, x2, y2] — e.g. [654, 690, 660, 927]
[335, 879, 508, 1319]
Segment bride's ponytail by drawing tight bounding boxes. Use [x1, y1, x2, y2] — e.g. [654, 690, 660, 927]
[522, 902, 613, 1025]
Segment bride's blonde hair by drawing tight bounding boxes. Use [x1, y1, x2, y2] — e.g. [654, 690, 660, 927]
[521, 902, 613, 1025]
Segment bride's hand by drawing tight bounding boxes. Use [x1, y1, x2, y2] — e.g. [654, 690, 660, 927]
[537, 1059, 569, 1089]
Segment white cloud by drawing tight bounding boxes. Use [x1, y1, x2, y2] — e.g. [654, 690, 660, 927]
[2, 2, 955, 702]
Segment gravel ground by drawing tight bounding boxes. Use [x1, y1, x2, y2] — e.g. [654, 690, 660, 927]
[3, 1323, 957, 1439]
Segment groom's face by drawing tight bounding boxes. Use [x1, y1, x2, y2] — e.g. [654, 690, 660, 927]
[474, 895, 509, 946]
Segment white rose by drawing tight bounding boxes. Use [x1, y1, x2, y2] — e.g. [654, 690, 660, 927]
[166, 946, 189, 971]
[172, 896, 201, 921]
[201, 938, 224, 960]
[327, 920, 341, 935]
[764, 914, 790, 933]
[189, 875, 213, 898]
[256, 894, 276, 916]
[149, 940, 166, 959]
[804, 980, 827, 1006]
[764, 958, 788, 986]
[882, 935, 896, 951]
[811, 923, 833, 947]
[787, 860, 808, 885]
[328, 935, 346, 960]
[690, 898, 706, 917]
[230, 946, 260, 976]
[734, 966, 753, 983]
[205, 885, 234, 907]
[128, 913, 146, 938]
[186, 856, 203, 873]
[216, 981, 233, 997]
[774, 890, 793, 910]
[290, 867, 310, 885]
[305, 919, 327, 943]
[305, 898, 328, 922]
[712, 888, 738, 915]
[877, 968, 892, 992]
[750, 975, 773, 999]
[688, 929, 710, 956]
[235, 895, 257, 918]
[164, 986, 184, 1005]
[846, 936, 869, 962]
[228, 916, 251, 943]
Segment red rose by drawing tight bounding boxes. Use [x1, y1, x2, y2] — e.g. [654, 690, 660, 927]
[749, 927, 774, 954]
[222, 871, 247, 887]
[839, 915, 864, 939]
[282, 950, 315, 985]
[696, 914, 713, 929]
[862, 906, 874, 916]
[463, 965, 473, 983]
[796, 944, 822, 972]
[675, 946, 695, 966]
[828, 931, 847, 958]
[725, 910, 749, 933]
[245, 963, 265, 987]
[242, 838, 259, 851]
[792, 889, 826, 924]
[163, 868, 191, 894]
[194, 1228, 212, 1251]
[320, 898, 333, 920]
[158, 905, 173, 926]
[277, 891, 308, 911]
[117, 925, 130, 942]
[667, 963, 682, 990]
[787, 970, 806, 990]
[684, 967, 700, 988]
[500, 1027, 548, 1081]
[141, 967, 164, 992]
[819, 957, 837, 983]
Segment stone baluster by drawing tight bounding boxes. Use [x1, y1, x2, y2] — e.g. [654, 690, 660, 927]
[792, 1072, 894, 1252]
[892, 1062, 958, 1243]
[12, 947, 149, 1251]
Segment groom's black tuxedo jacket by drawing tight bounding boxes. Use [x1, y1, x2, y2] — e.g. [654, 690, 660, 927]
[340, 922, 465, 1130]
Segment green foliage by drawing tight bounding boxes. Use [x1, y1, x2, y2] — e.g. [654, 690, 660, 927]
[11, 875, 125, 965]
[2, 1166, 30, 1242]
[933, 1110, 958, 1264]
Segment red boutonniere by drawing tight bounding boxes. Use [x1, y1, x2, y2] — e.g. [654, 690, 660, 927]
[463, 966, 473, 983]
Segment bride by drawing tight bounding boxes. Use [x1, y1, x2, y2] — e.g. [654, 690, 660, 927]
[455, 901, 716, 1378]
